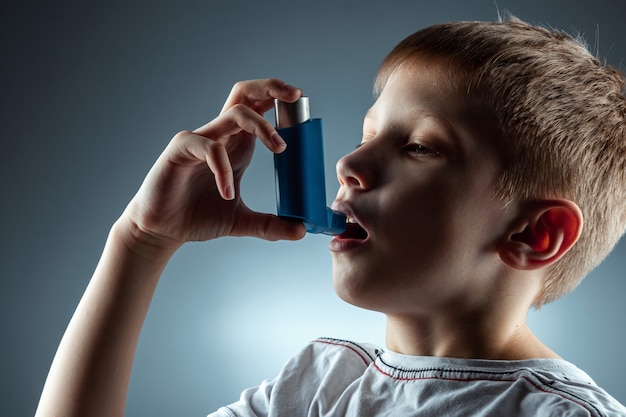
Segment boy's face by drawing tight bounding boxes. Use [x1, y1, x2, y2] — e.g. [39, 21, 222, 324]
[330, 61, 516, 315]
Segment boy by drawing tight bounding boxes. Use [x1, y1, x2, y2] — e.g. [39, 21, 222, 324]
[35, 17, 626, 416]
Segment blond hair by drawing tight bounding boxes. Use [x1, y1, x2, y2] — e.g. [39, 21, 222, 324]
[376, 17, 626, 306]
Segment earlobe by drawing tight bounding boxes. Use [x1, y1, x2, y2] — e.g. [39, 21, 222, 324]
[499, 200, 583, 271]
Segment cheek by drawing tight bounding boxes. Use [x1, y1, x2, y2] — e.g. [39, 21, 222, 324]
[378, 182, 484, 280]
[382, 185, 457, 244]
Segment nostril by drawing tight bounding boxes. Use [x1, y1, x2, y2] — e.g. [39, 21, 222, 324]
[345, 176, 361, 187]
[336, 155, 369, 190]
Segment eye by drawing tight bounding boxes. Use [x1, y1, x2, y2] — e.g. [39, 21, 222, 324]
[405, 143, 439, 158]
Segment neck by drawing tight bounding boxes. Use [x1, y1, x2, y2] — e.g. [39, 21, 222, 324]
[384, 306, 559, 360]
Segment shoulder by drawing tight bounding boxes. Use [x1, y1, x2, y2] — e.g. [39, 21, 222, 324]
[275, 337, 379, 383]
[373, 352, 626, 416]
[208, 338, 381, 417]
[306, 337, 380, 366]
[527, 361, 626, 417]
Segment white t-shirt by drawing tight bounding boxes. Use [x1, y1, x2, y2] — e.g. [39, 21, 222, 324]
[209, 337, 626, 416]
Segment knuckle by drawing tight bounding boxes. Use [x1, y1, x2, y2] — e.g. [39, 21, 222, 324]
[267, 77, 283, 87]
[172, 129, 193, 142]
[259, 121, 275, 137]
[213, 163, 233, 181]
[256, 218, 273, 241]
[206, 142, 230, 169]
[229, 103, 249, 115]
[170, 129, 194, 147]
[230, 80, 248, 94]
[229, 104, 258, 127]
[205, 139, 225, 154]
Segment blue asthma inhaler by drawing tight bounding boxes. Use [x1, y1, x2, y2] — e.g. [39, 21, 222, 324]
[273, 97, 346, 235]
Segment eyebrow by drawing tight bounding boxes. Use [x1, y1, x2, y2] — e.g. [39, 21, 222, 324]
[365, 106, 451, 123]
[365, 107, 457, 135]
[363, 107, 464, 153]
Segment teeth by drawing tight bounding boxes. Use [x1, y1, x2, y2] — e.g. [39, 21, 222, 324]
[346, 216, 356, 224]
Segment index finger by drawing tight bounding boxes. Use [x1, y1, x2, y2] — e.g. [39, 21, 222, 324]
[220, 78, 303, 115]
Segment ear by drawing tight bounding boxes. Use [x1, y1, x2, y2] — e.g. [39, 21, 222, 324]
[499, 200, 583, 271]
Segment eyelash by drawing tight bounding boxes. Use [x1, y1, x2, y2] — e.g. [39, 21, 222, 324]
[405, 143, 438, 158]
[356, 140, 441, 158]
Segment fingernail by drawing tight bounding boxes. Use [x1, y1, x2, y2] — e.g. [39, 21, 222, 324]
[282, 83, 303, 96]
[224, 184, 235, 200]
[272, 131, 286, 150]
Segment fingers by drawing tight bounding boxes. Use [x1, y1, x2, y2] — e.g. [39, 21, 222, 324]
[185, 79, 302, 201]
[167, 132, 306, 239]
[168, 130, 235, 200]
[220, 78, 303, 115]
[195, 78, 302, 153]
[194, 103, 286, 153]
[204, 141, 234, 200]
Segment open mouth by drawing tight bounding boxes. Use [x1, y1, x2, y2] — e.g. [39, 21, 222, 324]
[340, 216, 369, 240]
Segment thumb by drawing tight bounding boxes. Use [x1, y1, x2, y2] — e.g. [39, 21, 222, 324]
[234, 210, 306, 241]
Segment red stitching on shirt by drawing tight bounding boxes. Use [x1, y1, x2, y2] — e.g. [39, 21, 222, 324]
[518, 375, 595, 416]
[313, 339, 372, 367]
[373, 361, 597, 416]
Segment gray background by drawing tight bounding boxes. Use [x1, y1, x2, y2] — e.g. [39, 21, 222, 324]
[2, 0, 625, 416]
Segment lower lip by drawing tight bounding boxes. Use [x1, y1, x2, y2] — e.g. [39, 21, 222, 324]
[329, 236, 368, 252]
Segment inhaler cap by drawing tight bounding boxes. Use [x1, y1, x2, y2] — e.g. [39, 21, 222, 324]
[274, 97, 310, 128]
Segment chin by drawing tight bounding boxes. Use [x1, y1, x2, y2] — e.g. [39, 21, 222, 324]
[331, 263, 389, 313]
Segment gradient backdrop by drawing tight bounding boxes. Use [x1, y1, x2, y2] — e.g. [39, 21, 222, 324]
[2, 1, 625, 416]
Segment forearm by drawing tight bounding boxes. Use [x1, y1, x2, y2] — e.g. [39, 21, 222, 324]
[35, 219, 179, 417]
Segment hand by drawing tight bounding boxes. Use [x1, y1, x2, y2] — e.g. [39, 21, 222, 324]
[120, 79, 307, 249]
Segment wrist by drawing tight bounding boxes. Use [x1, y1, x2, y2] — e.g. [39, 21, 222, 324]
[111, 217, 182, 263]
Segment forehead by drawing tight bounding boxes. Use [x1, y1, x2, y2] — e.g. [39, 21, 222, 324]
[366, 63, 477, 135]
[371, 59, 464, 115]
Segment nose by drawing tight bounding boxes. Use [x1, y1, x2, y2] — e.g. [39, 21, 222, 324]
[336, 145, 375, 190]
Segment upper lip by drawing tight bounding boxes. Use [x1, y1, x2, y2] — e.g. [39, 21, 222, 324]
[332, 199, 368, 232]
[331, 199, 354, 219]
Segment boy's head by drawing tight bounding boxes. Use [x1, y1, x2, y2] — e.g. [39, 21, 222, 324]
[375, 17, 626, 306]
